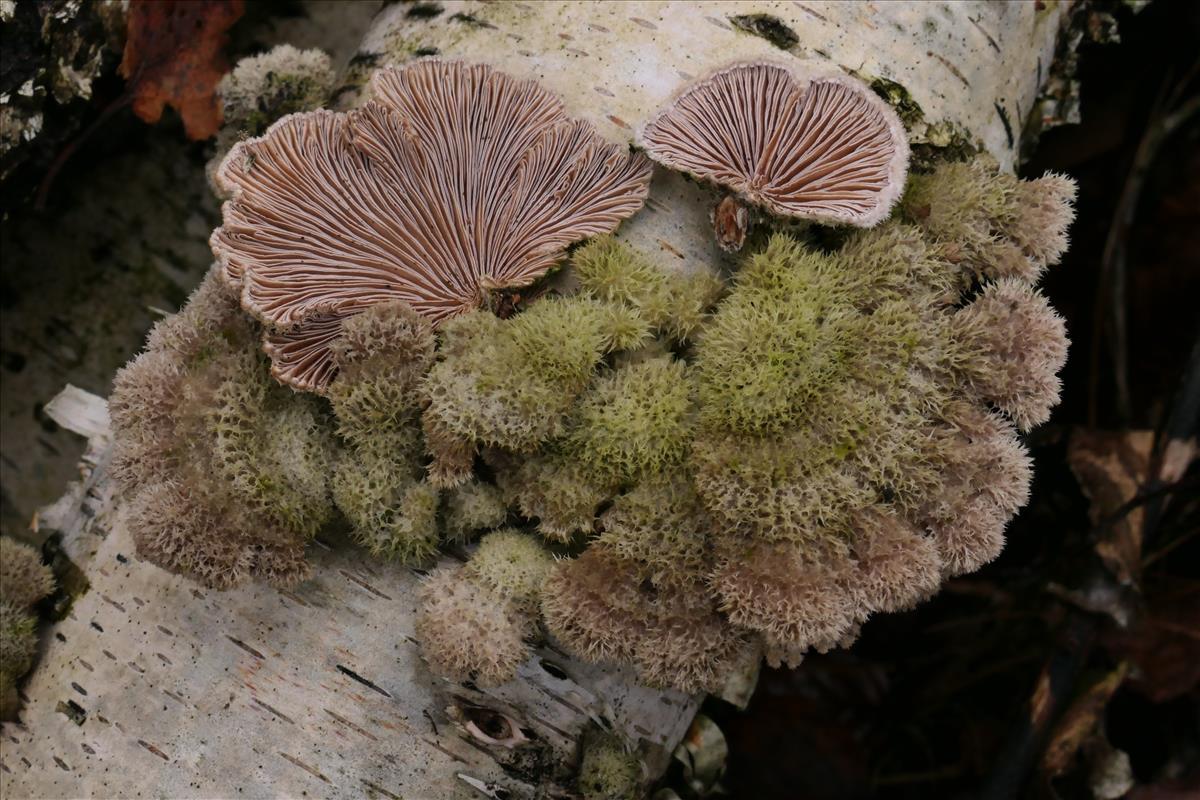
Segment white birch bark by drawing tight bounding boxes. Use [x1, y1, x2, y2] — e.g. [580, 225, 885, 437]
[1, 3, 1070, 798]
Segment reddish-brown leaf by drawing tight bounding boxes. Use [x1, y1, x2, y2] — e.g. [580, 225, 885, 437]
[119, 0, 244, 140]
[1041, 663, 1129, 778]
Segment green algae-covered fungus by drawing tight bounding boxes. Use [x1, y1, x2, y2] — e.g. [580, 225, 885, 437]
[422, 295, 645, 461]
[112, 142, 1073, 694]
[442, 479, 509, 544]
[416, 529, 554, 685]
[567, 354, 694, 484]
[536, 157, 1070, 680]
[572, 235, 725, 342]
[465, 528, 556, 612]
[903, 156, 1077, 281]
[217, 45, 335, 138]
[0, 538, 54, 609]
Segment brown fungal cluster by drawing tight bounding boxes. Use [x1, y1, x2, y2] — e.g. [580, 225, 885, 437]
[211, 58, 652, 392]
[109, 54, 1079, 705]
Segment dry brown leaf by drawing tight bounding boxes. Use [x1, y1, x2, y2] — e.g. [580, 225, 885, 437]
[1041, 662, 1129, 778]
[1067, 429, 1154, 585]
[119, 0, 244, 140]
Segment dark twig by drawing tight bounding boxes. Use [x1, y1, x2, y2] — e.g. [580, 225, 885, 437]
[1088, 60, 1200, 426]
[1143, 332, 1200, 548]
[1092, 474, 1200, 537]
[1142, 527, 1199, 569]
[978, 615, 1098, 800]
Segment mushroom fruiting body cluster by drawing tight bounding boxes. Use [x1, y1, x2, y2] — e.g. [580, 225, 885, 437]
[110, 58, 1076, 695]
[210, 58, 652, 393]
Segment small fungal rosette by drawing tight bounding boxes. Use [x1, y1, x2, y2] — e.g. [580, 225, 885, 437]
[639, 61, 909, 249]
[211, 58, 653, 392]
[415, 529, 555, 686]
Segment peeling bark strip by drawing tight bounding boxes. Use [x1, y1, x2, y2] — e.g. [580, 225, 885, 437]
[4, 2, 1071, 796]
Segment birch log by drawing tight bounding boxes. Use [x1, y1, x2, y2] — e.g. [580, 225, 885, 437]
[1, 3, 1072, 798]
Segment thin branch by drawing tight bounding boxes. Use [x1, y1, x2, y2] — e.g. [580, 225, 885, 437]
[1141, 527, 1199, 569]
[1092, 474, 1200, 537]
[1088, 61, 1200, 426]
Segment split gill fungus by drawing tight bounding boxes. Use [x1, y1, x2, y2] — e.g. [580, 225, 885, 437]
[640, 60, 909, 251]
[210, 57, 653, 393]
[108, 46, 1078, 696]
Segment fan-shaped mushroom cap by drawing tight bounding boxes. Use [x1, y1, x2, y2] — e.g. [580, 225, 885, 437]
[211, 58, 652, 392]
[639, 61, 908, 228]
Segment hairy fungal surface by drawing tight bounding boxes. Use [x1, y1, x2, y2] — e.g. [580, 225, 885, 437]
[640, 61, 909, 227]
[216, 45, 334, 138]
[110, 282, 516, 589]
[0, 538, 53, 609]
[687, 206, 1065, 666]
[0, 537, 55, 719]
[529, 157, 1068, 686]
[211, 58, 652, 392]
[109, 269, 335, 589]
[327, 302, 445, 564]
[415, 529, 554, 685]
[576, 729, 643, 800]
[902, 157, 1077, 282]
